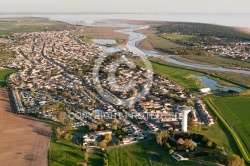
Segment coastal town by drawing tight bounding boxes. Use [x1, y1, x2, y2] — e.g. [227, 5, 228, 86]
[0, 15, 248, 166]
[202, 41, 250, 61]
[0, 29, 216, 147]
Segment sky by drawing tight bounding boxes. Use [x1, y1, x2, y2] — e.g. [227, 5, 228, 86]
[0, 0, 250, 13]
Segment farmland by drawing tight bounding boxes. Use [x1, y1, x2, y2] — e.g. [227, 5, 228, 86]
[0, 89, 51, 166]
[0, 17, 67, 36]
[205, 96, 250, 163]
[0, 68, 18, 88]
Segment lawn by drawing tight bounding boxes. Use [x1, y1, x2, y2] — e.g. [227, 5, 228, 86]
[205, 96, 250, 163]
[138, 60, 204, 91]
[189, 123, 241, 155]
[108, 141, 217, 166]
[40, 119, 86, 166]
[0, 17, 67, 36]
[0, 68, 18, 88]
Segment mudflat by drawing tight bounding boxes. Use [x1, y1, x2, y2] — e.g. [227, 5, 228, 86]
[0, 89, 51, 166]
[234, 27, 250, 35]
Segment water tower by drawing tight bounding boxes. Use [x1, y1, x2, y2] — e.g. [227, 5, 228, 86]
[177, 106, 192, 132]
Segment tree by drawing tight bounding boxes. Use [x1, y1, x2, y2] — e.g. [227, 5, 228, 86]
[56, 127, 62, 141]
[89, 123, 98, 131]
[188, 118, 197, 130]
[83, 153, 89, 162]
[112, 124, 118, 131]
[156, 132, 163, 146]
[100, 141, 107, 148]
[105, 134, 112, 143]
[183, 139, 195, 150]
[169, 149, 174, 155]
[206, 141, 213, 147]
[82, 162, 87, 166]
[64, 133, 73, 140]
[103, 158, 108, 166]
[58, 111, 63, 122]
[227, 154, 245, 166]
[41, 106, 46, 115]
[156, 131, 169, 146]
[116, 139, 121, 145]
[186, 99, 194, 107]
[166, 143, 171, 149]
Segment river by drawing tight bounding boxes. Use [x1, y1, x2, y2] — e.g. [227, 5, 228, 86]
[1, 14, 250, 74]
[115, 26, 250, 75]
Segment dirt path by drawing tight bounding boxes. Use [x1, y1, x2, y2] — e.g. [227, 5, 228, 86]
[0, 89, 52, 166]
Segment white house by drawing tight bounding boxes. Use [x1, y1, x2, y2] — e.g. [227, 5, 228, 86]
[199, 88, 211, 93]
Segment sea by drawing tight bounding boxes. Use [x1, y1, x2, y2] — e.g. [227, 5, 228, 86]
[0, 13, 250, 27]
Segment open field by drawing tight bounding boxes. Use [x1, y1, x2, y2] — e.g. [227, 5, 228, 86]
[136, 28, 182, 51]
[139, 58, 248, 91]
[0, 52, 15, 59]
[190, 122, 241, 155]
[173, 55, 250, 70]
[140, 61, 204, 91]
[0, 17, 67, 36]
[160, 33, 195, 42]
[149, 57, 250, 88]
[0, 89, 51, 166]
[205, 96, 250, 164]
[0, 68, 18, 88]
[72, 26, 129, 45]
[138, 58, 249, 91]
[40, 120, 86, 166]
[108, 140, 218, 166]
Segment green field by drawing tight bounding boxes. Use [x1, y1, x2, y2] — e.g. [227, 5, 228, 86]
[40, 120, 86, 166]
[145, 57, 250, 88]
[138, 60, 204, 91]
[0, 17, 67, 36]
[177, 56, 250, 70]
[189, 123, 241, 155]
[0, 52, 15, 59]
[205, 96, 250, 164]
[0, 68, 18, 87]
[108, 141, 217, 166]
[160, 33, 194, 42]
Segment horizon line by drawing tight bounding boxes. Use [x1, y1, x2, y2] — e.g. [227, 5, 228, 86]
[0, 12, 250, 15]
